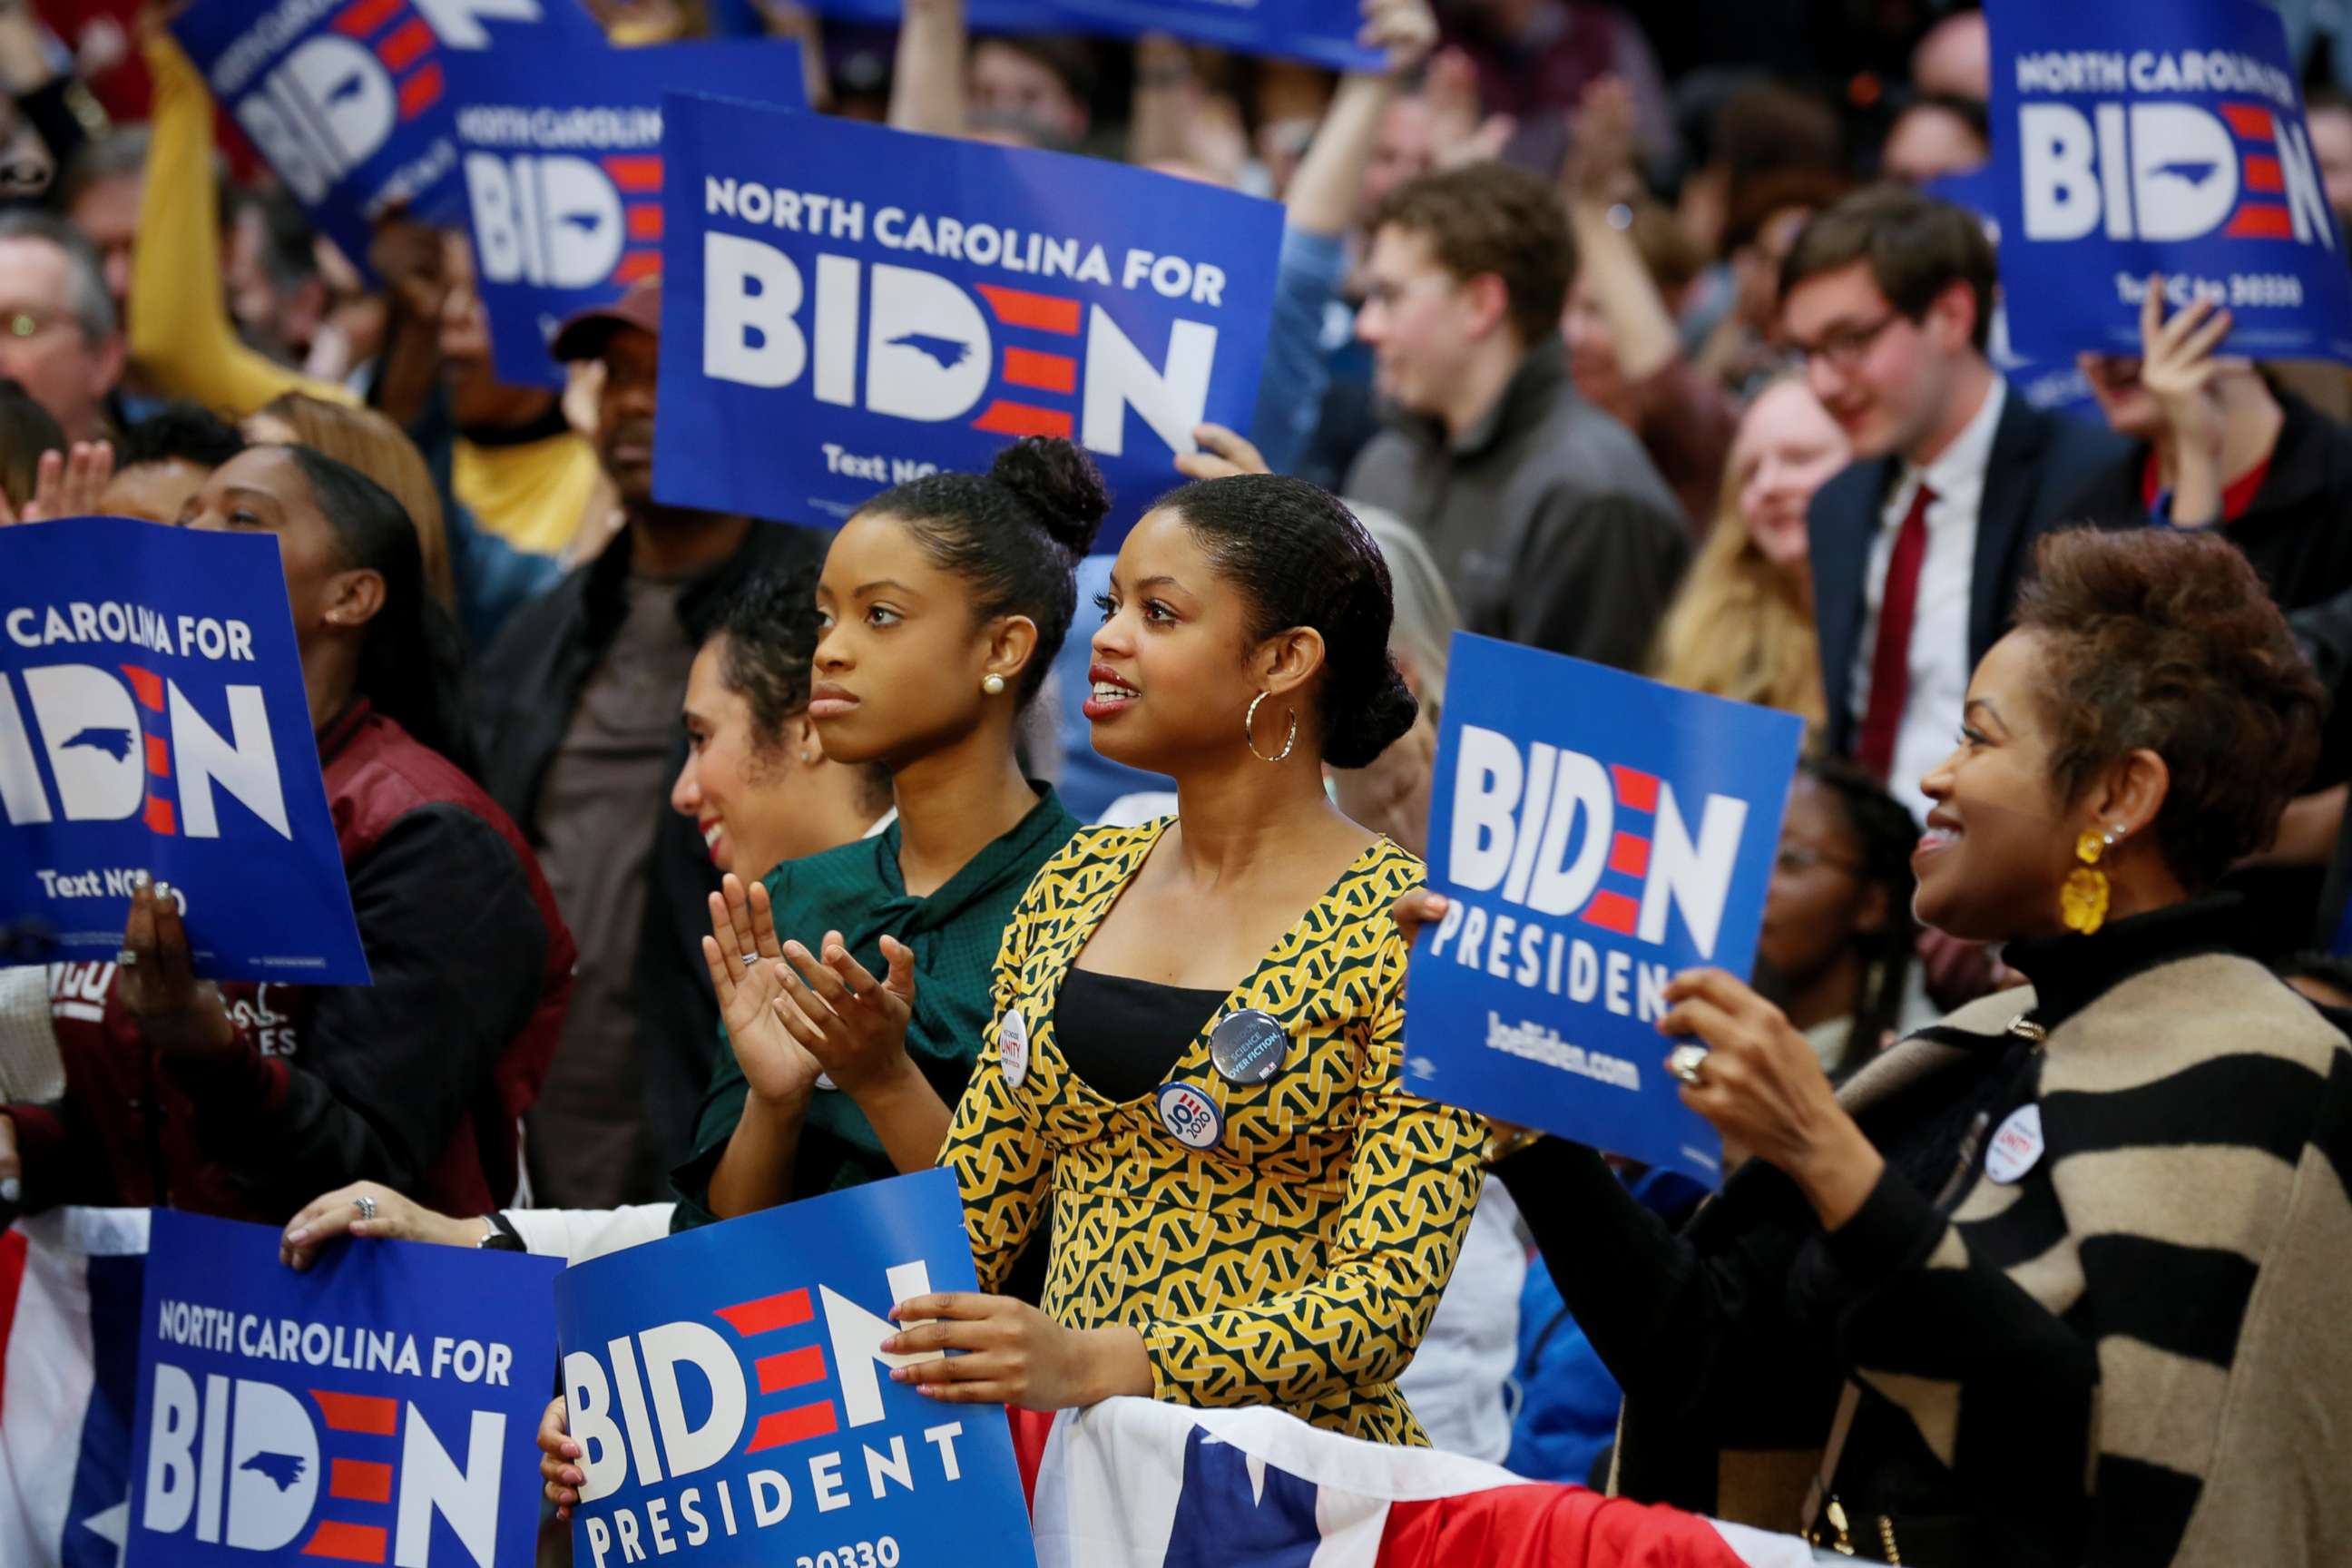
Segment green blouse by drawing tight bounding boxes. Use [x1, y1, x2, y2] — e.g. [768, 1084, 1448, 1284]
[671, 789, 1079, 1228]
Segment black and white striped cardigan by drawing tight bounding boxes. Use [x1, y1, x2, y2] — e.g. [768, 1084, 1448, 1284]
[1508, 901, 2352, 1566]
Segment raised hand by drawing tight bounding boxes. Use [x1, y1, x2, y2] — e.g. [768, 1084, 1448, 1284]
[772, 930, 919, 1098]
[701, 875, 825, 1106]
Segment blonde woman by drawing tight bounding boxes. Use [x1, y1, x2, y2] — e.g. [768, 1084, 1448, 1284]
[1650, 376, 1849, 725]
[246, 393, 456, 612]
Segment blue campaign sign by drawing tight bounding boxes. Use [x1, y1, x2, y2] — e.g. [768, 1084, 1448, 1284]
[123, 1210, 563, 1567]
[172, 0, 603, 270]
[1402, 636, 1803, 1189]
[0, 519, 368, 983]
[1988, 0, 2352, 365]
[444, 40, 808, 388]
[652, 93, 1282, 544]
[554, 1168, 1036, 1568]
[1921, 167, 2102, 422]
[1045, 0, 1377, 71]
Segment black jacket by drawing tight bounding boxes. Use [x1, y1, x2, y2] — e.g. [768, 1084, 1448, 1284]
[2065, 393, 2352, 623]
[466, 517, 826, 1183]
[1808, 389, 2128, 757]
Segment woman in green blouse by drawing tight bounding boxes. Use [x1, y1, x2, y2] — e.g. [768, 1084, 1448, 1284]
[669, 437, 1102, 1223]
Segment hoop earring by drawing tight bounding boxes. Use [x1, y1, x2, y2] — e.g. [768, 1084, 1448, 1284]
[2061, 826, 2122, 935]
[1244, 691, 1298, 764]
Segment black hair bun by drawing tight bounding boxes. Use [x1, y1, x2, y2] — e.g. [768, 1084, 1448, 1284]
[1323, 654, 1418, 769]
[990, 436, 1110, 558]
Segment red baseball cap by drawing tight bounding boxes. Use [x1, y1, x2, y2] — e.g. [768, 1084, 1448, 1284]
[551, 277, 662, 363]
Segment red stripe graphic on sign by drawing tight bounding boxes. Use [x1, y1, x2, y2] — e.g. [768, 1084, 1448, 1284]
[329, 1459, 394, 1503]
[1609, 765, 1659, 813]
[377, 15, 433, 71]
[1003, 348, 1077, 393]
[975, 284, 1080, 335]
[973, 402, 1073, 438]
[1581, 890, 1639, 935]
[144, 734, 170, 779]
[312, 1389, 399, 1436]
[120, 664, 164, 712]
[627, 205, 663, 241]
[142, 797, 175, 836]
[300, 1521, 388, 1563]
[2245, 154, 2284, 193]
[756, 1346, 828, 1393]
[603, 156, 664, 193]
[612, 250, 661, 284]
[396, 62, 443, 119]
[334, 0, 403, 38]
[2226, 206, 2295, 239]
[716, 1288, 813, 1336]
[747, 1401, 838, 1452]
[1607, 833, 1650, 878]
[2220, 102, 2274, 140]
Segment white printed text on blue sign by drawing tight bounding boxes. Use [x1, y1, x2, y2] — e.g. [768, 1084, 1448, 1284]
[0, 518, 367, 982]
[555, 1168, 1037, 1568]
[1403, 636, 1803, 1188]
[1989, 0, 2352, 363]
[652, 94, 1282, 543]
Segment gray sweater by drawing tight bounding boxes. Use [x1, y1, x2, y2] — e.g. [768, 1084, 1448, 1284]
[1346, 339, 1689, 669]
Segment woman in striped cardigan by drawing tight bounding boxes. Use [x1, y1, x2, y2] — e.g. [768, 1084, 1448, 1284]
[1431, 527, 2352, 1565]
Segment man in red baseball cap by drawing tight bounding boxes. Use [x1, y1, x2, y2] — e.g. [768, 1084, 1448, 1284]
[466, 275, 824, 1210]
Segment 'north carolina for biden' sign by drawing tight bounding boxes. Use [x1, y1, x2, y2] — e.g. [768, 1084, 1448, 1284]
[652, 94, 1282, 543]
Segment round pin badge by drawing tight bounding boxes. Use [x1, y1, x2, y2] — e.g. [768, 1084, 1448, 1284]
[998, 1007, 1031, 1089]
[1984, 1103, 2044, 1185]
[1208, 1009, 1289, 1086]
[1154, 1082, 1225, 1151]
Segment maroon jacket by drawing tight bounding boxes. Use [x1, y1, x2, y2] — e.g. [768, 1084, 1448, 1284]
[13, 704, 573, 1221]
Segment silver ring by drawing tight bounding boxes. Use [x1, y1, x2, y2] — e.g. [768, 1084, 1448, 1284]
[0, 1176, 20, 1203]
[739, 952, 760, 967]
[115, 946, 138, 968]
[353, 1195, 378, 1221]
[1669, 1044, 1710, 1087]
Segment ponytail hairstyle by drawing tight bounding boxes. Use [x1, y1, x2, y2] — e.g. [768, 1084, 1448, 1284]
[858, 436, 1110, 702]
[1800, 753, 1918, 1079]
[279, 446, 471, 771]
[1152, 475, 1417, 769]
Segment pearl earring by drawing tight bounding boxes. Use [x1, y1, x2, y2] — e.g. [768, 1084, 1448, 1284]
[982, 674, 1007, 696]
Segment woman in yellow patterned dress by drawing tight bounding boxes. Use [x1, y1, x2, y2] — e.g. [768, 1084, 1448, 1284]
[789, 475, 1488, 1446]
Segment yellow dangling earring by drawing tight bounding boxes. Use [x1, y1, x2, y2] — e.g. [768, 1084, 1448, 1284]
[2061, 827, 2119, 935]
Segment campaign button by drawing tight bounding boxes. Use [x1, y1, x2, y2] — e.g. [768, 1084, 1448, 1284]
[999, 1008, 1030, 1088]
[1154, 1082, 1224, 1151]
[1208, 1008, 1289, 1085]
[1985, 1103, 2044, 1185]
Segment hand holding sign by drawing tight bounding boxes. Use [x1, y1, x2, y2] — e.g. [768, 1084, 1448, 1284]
[117, 874, 240, 1058]
[881, 1291, 1151, 1410]
[2138, 271, 2242, 524]
[1656, 968, 1886, 1229]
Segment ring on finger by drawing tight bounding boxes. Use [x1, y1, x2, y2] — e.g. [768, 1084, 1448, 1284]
[1669, 1044, 1710, 1087]
[353, 1194, 379, 1221]
[115, 946, 138, 968]
[739, 952, 760, 967]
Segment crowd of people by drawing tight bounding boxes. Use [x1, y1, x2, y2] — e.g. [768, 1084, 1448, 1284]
[7, 0, 2352, 1563]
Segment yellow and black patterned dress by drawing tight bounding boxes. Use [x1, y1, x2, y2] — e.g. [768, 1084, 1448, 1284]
[940, 818, 1487, 1446]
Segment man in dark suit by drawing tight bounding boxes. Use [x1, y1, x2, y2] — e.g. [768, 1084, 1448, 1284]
[1780, 185, 2128, 820]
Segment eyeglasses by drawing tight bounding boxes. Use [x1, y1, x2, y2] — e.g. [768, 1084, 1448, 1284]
[1774, 846, 1863, 877]
[1357, 274, 1458, 313]
[1790, 311, 1905, 373]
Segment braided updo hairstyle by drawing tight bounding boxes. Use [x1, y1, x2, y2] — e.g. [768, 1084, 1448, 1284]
[858, 436, 1110, 703]
[1152, 475, 1418, 769]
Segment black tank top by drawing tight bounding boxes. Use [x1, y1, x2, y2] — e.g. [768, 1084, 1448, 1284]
[1052, 968, 1229, 1103]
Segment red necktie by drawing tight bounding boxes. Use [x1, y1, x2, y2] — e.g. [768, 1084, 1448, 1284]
[1856, 482, 1935, 781]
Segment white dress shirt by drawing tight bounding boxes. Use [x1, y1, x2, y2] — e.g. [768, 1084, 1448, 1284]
[1848, 377, 2006, 823]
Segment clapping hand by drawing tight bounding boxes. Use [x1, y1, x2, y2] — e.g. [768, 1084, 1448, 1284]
[701, 875, 827, 1106]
